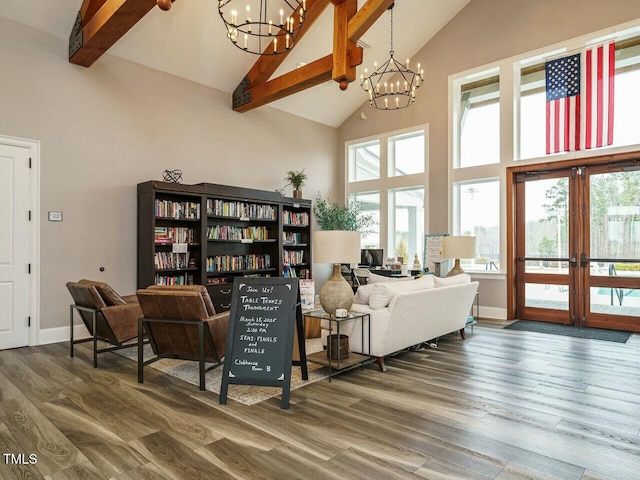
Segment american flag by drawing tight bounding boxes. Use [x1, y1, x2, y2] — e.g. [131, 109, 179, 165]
[545, 42, 615, 154]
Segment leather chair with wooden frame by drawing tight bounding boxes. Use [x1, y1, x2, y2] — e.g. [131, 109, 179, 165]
[136, 285, 230, 391]
[66, 279, 142, 368]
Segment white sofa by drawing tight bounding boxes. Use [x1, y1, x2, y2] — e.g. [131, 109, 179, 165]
[321, 274, 479, 371]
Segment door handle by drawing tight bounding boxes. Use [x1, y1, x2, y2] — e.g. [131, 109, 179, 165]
[569, 255, 577, 267]
[580, 253, 589, 267]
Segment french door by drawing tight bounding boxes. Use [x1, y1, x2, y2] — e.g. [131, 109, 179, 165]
[511, 155, 640, 332]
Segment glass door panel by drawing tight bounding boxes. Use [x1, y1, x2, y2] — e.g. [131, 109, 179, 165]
[583, 167, 640, 330]
[515, 170, 574, 324]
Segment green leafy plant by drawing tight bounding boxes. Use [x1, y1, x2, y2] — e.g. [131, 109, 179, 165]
[313, 193, 375, 234]
[285, 169, 307, 190]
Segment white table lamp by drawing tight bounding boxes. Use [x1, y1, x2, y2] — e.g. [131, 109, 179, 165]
[313, 230, 361, 314]
[442, 236, 476, 277]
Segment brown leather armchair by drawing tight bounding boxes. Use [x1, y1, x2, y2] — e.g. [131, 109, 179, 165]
[66, 279, 142, 368]
[136, 285, 230, 391]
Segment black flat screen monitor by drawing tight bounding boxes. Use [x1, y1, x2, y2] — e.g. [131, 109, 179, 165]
[360, 248, 384, 267]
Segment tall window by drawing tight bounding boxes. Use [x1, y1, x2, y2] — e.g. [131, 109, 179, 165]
[347, 127, 428, 265]
[351, 191, 380, 248]
[389, 131, 425, 176]
[458, 74, 500, 168]
[454, 180, 500, 271]
[348, 140, 380, 182]
[390, 187, 425, 264]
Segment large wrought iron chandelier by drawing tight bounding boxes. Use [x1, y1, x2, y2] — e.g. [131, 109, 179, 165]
[218, 1, 307, 55]
[360, 4, 423, 110]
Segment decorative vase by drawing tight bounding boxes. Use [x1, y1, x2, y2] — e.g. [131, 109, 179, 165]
[293, 189, 302, 198]
[319, 264, 354, 314]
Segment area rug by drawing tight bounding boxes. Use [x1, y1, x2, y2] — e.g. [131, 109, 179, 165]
[504, 320, 631, 343]
[116, 338, 329, 405]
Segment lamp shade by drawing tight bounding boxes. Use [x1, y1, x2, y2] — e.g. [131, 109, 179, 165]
[442, 236, 476, 259]
[313, 230, 361, 264]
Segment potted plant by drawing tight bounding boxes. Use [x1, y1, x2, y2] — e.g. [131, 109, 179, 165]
[312, 194, 375, 314]
[285, 169, 307, 198]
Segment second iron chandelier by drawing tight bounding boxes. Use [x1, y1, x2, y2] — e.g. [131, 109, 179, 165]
[360, 3, 424, 110]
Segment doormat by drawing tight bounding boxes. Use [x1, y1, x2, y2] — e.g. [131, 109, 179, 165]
[504, 320, 631, 343]
[116, 338, 330, 405]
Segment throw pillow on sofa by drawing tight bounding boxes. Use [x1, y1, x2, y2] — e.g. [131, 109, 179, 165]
[433, 273, 471, 287]
[354, 283, 376, 304]
[368, 274, 435, 310]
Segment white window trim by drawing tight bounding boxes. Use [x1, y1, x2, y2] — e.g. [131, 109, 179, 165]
[448, 17, 640, 278]
[346, 124, 429, 259]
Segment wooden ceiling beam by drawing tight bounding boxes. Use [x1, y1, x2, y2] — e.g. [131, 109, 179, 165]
[234, 46, 362, 113]
[243, 0, 332, 88]
[347, 0, 394, 42]
[332, 0, 357, 89]
[234, 0, 392, 112]
[69, 0, 159, 67]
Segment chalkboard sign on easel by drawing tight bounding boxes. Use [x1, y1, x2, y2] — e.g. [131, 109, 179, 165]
[219, 277, 307, 409]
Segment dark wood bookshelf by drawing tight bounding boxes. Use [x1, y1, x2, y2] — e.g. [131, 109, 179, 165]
[138, 181, 313, 306]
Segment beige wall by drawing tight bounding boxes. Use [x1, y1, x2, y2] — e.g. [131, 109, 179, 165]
[0, 18, 338, 334]
[338, 0, 640, 314]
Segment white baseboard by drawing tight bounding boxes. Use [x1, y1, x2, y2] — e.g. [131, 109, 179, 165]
[479, 306, 507, 320]
[37, 324, 91, 346]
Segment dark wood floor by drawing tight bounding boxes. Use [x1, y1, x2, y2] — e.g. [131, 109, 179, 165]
[1, 323, 639, 480]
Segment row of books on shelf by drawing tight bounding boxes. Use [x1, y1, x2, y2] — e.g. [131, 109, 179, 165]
[155, 273, 194, 286]
[154, 251, 191, 270]
[282, 211, 309, 226]
[206, 225, 270, 241]
[155, 226, 197, 244]
[206, 254, 271, 272]
[282, 264, 310, 279]
[206, 273, 273, 285]
[283, 232, 304, 244]
[207, 199, 277, 220]
[283, 250, 305, 265]
[155, 199, 200, 220]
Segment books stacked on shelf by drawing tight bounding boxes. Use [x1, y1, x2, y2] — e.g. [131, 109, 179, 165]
[206, 277, 227, 285]
[282, 263, 297, 278]
[282, 264, 296, 278]
[206, 254, 271, 272]
[155, 199, 200, 219]
[283, 232, 303, 244]
[155, 273, 194, 285]
[282, 211, 309, 226]
[206, 225, 269, 241]
[283, 250, 304, 265]
[298, 268, 310, 279]
[154, 251, 191, 270]
[155, 226, 197, 244]
[207, 199, 277, 220]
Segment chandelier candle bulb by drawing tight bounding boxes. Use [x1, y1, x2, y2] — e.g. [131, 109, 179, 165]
[404, 81, 408, 92]
[231, 9, 237, 24]
[385, 98, 388, 109]
[286, 33, 290, 49]
[246, 4, 250, 20]
[384, 82, 388, 93]
[280, 8, 284, 25]
[300, 8, 304, 20]
[268, 20, 272, 34]
[244, 34, 248, 49]
[396, 97, 399, 108]
[273, 37, 277, 52]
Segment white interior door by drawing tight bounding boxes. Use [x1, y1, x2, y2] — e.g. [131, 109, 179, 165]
[0, 144, 31, 349]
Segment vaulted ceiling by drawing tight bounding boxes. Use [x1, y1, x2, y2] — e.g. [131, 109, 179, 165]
[0, 0, 470, 127]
